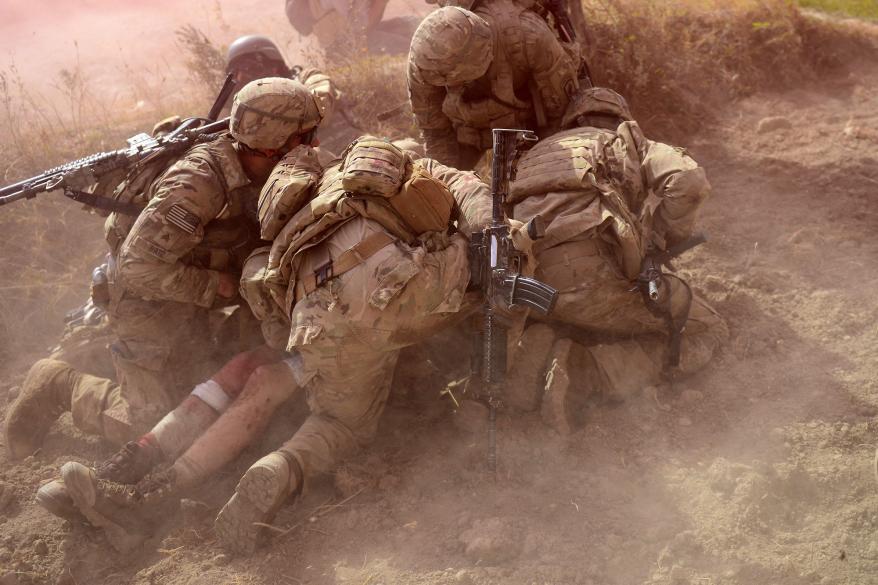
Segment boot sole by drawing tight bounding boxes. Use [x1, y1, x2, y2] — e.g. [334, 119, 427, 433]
[214, 460, 289, 556]
[61, 462, 145, 553]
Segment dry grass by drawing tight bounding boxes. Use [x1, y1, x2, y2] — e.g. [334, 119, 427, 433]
[581, 0, 878, 136]
[799, 0, 878, 19]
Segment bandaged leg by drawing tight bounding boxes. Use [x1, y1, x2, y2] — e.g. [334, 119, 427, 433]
[141, 346, 283, 462]
[172, 360, 300, 489]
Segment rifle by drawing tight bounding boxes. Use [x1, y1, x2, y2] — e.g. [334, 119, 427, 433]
[541, 0, 594, 87]
[636, 232, 707, 367]
[0, 75, 237, 214]
[470, 128, 559, 472]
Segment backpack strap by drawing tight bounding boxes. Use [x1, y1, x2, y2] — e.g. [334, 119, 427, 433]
[294, 231, 396, 301]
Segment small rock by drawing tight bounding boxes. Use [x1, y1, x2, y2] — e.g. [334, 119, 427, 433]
[842, 123, 861, 139]
[33, 539, 49, 556]
[678, 390, 704, 405]
[211, 553, 230, 567]
[678, 417, 693, 427]
[6, 386, 20, 403]
[454, 569, 473, 584]
[757, 116, 792, 134]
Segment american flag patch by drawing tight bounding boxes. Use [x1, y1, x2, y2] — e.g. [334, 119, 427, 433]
[166, 204, 200, 234]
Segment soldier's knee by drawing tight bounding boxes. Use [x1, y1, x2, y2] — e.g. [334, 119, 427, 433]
[213, 346, 282, 394]
[237, 362, 298, 403]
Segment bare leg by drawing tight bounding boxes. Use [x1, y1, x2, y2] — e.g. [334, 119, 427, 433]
[172, 361, 300, 488]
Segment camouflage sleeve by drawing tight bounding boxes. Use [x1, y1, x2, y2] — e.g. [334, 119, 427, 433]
[407, 60, 460, 168]
[419, 158, 492, 234]
[521, 12, 579, 128]
[641, 141, 711, 248]
[299, 67, 341, 125]
[116, 153, 227, 308]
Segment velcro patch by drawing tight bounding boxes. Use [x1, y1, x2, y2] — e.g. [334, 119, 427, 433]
[133, 236, 170, 260]
[166, 204, 201, 234]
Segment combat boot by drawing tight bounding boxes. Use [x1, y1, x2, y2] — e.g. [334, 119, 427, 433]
[36, 441, 160, 522]
[5, 359, 78, 459]
[214, 452, 301, 556]
[60, 462, 176, 552]
[36, 479, 83, 523]
[94, 441, 162, 485]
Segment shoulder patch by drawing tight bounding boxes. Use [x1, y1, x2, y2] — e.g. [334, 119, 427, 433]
[166, 204, 201, 234]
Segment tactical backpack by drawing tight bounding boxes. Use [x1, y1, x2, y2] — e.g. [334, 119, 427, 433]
[340, 137, 455, 237]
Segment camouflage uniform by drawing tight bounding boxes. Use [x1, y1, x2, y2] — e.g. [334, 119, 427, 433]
[69, 133, 261, 443]
[285, 0, 421, 54]
[256, 148, 489, 473]
[49, 141, 490, 554]
[506, 89, 728, 416]
[204, 146, 490, 553]
[6, 79, 324, 459]
[407, 2, 580, 169]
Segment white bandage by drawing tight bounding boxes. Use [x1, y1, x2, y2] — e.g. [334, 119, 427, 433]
[191, 380, 232, 413]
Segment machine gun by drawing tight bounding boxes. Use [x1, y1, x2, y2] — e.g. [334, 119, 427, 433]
[469, 128, 559, 472]
[0, 73, 237, 215]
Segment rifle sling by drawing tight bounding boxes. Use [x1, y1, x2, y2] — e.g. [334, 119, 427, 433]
[65, 190, 145, 216]
[640, 272, 693, 368]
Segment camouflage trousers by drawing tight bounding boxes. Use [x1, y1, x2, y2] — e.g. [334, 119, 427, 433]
[278, 217, 474, 485]
[514, 235, 728, 402]
[70, 291, 218, 445]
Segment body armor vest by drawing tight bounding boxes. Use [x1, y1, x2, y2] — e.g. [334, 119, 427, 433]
[511, 124, 651, 279]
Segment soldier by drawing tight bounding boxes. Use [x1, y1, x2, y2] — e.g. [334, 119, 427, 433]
[5, 78, 326, 460]
[48, 34, 343, 378]
[502, 87, 728, 431]
[407, 3, 581, 169]
[285, 0, 420, 54]
[51, 137, 492, 555]
[154, 35, 340, 140]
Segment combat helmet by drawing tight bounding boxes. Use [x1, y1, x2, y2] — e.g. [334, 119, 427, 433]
[230, 78, 323, 150]
[409, 7, 493, 86]
[561, 87, 633, 130]
[226, 35, 290, 82]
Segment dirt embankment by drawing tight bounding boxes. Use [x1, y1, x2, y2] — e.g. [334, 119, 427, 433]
[0, 6, 877, 585]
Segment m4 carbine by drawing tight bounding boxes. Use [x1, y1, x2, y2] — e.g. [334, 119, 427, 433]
[0, 73, 237, 215]
[470, 128, 558, 472]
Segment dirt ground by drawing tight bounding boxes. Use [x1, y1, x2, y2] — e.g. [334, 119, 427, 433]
[1, 7, 878, 585]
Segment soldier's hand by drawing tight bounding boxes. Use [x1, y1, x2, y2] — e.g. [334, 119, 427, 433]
[217, 272, 239, 300]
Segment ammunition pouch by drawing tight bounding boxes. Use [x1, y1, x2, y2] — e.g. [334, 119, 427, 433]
[341, 138, 454, 237]
[258, 146, 323, 240]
